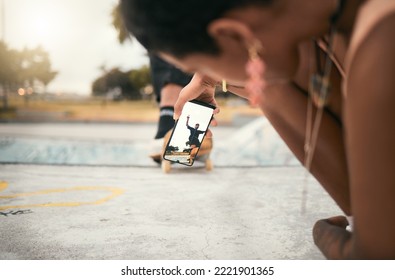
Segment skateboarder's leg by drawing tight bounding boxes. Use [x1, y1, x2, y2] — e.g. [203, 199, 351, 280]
[149, 56, 192, 163]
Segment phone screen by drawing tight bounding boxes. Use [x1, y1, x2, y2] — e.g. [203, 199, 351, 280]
[163, 100, 215, 166]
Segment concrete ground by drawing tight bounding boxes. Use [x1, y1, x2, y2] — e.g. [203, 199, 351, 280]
[0, 119, 342, 260]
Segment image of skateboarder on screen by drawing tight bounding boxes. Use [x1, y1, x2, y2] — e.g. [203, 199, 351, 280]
[186, 115, 205, 162]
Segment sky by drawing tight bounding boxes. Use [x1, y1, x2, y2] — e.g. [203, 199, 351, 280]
[1, 0, 149, 95]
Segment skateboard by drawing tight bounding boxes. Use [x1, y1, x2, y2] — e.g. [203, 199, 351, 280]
[161, 129, 213, 173]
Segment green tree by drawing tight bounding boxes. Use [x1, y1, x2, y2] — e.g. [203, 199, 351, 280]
[0, 42, 13, 85]
[18, 46, 57, 92]
[110, 3, 152, 95]
[129, 65, 151, 91]
[92, 67, 140, 100]
[0, 41, 12, 109]
[92, 75, 107, 96]
[91, 3, 152, 100]
[0, 42, 57, 109]
[111, 3, 130, 44]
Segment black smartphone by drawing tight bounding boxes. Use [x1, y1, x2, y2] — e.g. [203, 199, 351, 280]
[163, 100, 216, 166]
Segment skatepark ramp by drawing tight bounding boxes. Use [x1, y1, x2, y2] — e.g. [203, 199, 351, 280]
[0, 118, 298, 167]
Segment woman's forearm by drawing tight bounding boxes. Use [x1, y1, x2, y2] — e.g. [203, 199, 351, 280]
[258, 82, 351, 214]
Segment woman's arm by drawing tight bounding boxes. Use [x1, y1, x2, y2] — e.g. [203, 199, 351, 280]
[231, 40, 352, 214]
[314, 16, 395, 259]
[259, 80, 351, 215]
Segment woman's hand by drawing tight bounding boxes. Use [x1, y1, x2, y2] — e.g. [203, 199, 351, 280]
[313, 216, 352, 259]
[173, 73, 220, 138]
[173, 73, 219, 120]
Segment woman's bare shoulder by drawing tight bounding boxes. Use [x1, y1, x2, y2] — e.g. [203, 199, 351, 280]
[347, 15, 395, 97]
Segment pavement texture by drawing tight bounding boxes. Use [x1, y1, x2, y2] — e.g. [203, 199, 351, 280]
[0, 118, 342, 260]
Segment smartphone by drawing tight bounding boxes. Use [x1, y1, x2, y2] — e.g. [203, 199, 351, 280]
[163, 100, 216, 166]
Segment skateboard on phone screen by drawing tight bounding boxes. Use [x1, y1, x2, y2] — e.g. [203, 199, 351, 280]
[161, 129, 213, 173]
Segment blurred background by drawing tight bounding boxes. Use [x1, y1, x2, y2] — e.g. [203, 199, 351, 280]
[0, 0, 297, 167]
[0, 0, 260, 123]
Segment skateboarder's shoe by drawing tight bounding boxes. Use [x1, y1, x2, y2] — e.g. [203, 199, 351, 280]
[149, 138, 163, 164]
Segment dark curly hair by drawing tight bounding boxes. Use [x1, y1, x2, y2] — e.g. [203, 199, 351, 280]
[120, 0, 272, 58]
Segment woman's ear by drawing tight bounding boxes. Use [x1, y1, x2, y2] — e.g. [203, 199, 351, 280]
[207, 18, 255, 49]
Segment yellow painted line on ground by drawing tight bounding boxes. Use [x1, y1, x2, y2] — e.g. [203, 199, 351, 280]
[0, 181, 7, 192]
[0, 181, 125, 211]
